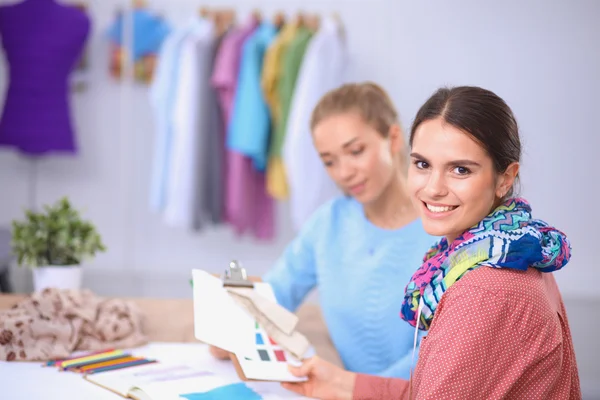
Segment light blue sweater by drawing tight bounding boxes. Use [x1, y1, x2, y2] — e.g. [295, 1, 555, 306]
[263, 197, 438, 379]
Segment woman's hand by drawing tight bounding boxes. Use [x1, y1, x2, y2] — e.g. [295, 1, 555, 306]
[282, 356, 357, 400]
[208, 345, 230, 360]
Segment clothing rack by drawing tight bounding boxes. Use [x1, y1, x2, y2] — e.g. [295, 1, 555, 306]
[128, 1, 343, 33]
[196, 7, 335, 30]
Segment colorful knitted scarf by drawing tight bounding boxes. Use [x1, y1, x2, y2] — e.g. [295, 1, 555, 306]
[400, 197, 572, 330]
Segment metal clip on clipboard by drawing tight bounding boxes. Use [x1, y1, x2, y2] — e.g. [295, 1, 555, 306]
[222, 260, 254, 288]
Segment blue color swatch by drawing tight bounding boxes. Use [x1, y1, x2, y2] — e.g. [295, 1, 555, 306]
[255, 332, 264, 345]
[180, 383, 262, 400]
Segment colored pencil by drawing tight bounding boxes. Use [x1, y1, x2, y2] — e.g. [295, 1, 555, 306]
[60, 354, 128, 370]
[84, 358, 157, 375]
[62, 354, 140, 371]
[44, 348, 116, 367]
[58, 349, 126, 369]
[73, 355, 141, 373]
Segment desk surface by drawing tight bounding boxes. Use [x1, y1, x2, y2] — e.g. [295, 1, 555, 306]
[2, 342, 308, 399]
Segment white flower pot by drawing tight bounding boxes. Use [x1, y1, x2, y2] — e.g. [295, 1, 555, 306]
[32, 265, 82, 292]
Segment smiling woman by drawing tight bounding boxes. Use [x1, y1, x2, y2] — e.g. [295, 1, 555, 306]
[408, 86, 521, 242]
[281, 86, 581, 400]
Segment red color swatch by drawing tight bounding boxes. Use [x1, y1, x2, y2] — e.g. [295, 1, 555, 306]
[274, 350, 286, 362]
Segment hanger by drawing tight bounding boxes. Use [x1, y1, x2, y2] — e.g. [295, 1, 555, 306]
[131, 0, 147, 9]
[272, 11, 286, 29]
[224, 8, 236, 27]
[305, 13, 320, 31]
[295, 11, 306, 27]
[72, 2, 88, 12]
[199, 6, 210, 18]
[214, 10, 231, 36]
[331, 12, 346, 38]
[251, 8, 262, 22]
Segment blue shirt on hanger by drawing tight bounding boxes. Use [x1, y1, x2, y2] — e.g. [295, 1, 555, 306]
[227, 22, 278, 172]
[106, 9, 171, 61]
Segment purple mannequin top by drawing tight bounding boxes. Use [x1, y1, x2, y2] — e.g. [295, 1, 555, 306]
[0, 0, 90, 155]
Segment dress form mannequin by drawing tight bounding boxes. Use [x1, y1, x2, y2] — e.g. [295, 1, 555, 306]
[0, 0, 90, 155]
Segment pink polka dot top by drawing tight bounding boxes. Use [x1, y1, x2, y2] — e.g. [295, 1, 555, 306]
[353, 266, 581, 399]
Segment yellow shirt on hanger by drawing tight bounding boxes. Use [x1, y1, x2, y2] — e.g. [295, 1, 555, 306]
[261, 22, 299, 125]
[261, 22, 300, 200]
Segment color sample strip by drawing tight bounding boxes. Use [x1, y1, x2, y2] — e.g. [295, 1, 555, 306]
[253, 321, 289, 363]
[255, 333, 264, 345]
[257, 349, 270, 361]
[274, 350, 286, 362]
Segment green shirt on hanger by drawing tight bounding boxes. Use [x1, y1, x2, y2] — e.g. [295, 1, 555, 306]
[267, 26, 314, 200]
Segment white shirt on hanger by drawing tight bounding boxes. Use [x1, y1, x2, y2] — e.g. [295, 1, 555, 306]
[282, 16, 348, 232]
[148, 23, 193, 212]
[164, 17, 213, 228]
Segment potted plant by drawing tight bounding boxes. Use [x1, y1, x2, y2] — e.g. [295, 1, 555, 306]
[10, 196, 106, 292]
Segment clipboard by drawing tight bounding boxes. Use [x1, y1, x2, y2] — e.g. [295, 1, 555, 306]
[219, 260, 263, 382]
[192, 261, 310, 383]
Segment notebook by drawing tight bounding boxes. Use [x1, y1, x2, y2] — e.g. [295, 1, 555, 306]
[83, 362, 231, 400]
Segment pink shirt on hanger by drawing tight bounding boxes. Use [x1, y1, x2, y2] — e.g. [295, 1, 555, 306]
[210, 17, 274, 240]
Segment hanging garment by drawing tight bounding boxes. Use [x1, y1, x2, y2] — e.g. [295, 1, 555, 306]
[227, 23, 278, 172]
[196, 32, 227, 228]
[266, 25, 314, 200]
[0, 0, 90, 155]
[149, 19, 199, 212]
[105, 8, 170, 84]
[261, 22, 299, 129]
[163, 18, 213, 229]
[225, 22, 280, 240]
[211, 16, 259, 125]
[282, 16, 348, 231]
[212, 16, 275, 240]
[211, 16, 259, 226]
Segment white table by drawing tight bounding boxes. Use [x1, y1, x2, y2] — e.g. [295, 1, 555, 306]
[0, 342, 307, 399]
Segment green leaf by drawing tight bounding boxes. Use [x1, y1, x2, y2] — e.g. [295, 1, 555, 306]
[9, 196, 107, 268]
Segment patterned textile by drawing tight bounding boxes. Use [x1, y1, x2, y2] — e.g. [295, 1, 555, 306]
[0, 288, 147, 361]
[401, 197, 572, 330]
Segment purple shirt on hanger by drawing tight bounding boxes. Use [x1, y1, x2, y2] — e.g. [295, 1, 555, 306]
[211, 17, 274, 240]
[0, 0, 90, 155]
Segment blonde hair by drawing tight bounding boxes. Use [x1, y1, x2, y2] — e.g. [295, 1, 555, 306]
[310, 82, 400, 136]
[310, 82, 407, 169]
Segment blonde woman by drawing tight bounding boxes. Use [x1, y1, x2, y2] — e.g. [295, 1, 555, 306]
[211, 83, 437, 379]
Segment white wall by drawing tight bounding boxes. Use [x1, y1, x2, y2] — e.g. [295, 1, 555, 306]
[0, 0, 598, 299]
[385, 0, 600, 299]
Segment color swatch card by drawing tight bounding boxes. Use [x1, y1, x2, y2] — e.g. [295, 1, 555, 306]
[192, 269, 267, 358]
[191, 269, 310, 382]
[233, 322, 310, 382]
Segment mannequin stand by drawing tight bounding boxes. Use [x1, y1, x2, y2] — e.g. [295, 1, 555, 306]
[28, 156, 39, 212]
